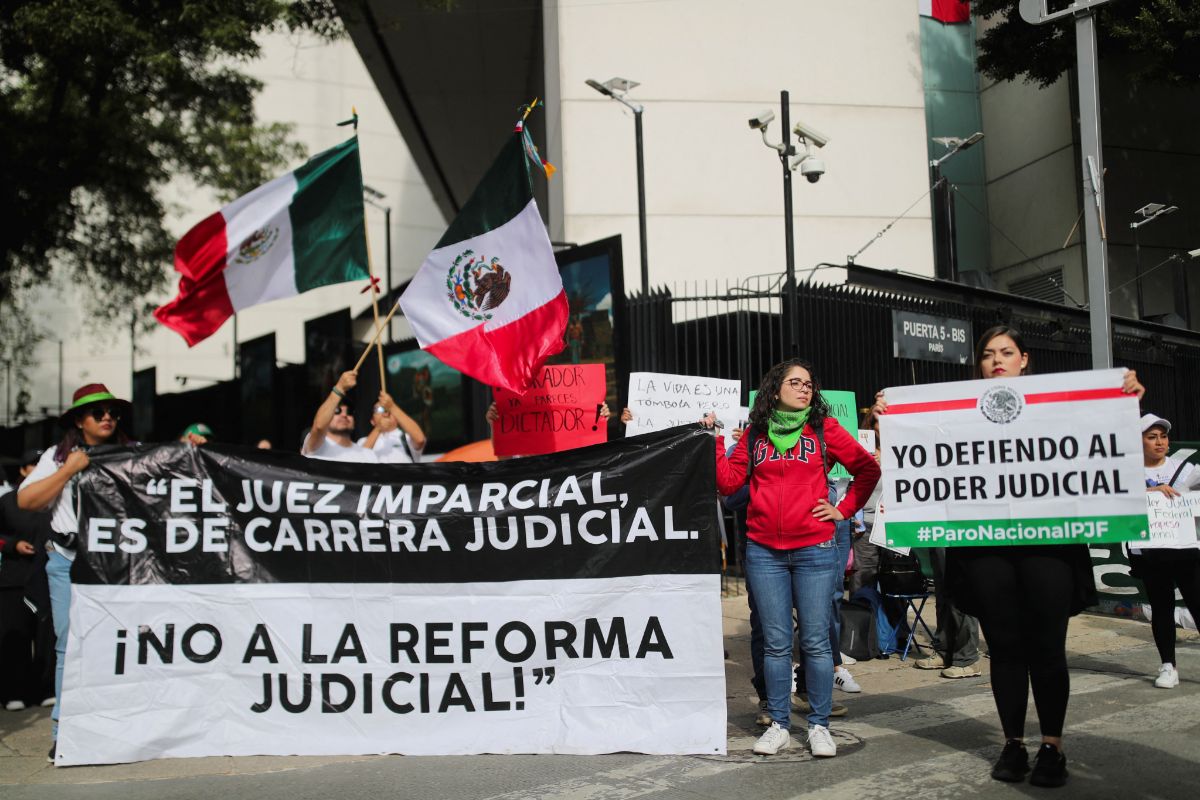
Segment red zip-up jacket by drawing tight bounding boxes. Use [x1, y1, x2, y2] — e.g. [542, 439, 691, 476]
[714, 418, 881, 550]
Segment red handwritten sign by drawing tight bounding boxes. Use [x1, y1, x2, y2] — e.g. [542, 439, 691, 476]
[493, 364, 607, 456]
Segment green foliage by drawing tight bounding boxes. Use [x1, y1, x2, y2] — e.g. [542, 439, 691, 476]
[0, 0, 343, 350]
[975, 0, 1200, 87]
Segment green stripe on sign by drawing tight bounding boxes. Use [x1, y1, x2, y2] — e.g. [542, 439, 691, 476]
[290, 137, 370, 292]
[435, 135, 533, 249]
[886, 515, 1150, 548]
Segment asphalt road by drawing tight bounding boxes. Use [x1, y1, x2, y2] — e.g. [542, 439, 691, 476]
[2, 587, 1197, 800]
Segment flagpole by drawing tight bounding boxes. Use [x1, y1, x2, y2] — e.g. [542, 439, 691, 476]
[362, 206, 388, 390]
[352, 300, 403, 374]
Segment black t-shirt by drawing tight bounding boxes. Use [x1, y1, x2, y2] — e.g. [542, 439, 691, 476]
[0, 491, 51, 588]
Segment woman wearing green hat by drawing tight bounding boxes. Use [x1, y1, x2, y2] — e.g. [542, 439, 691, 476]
[18, 383, 131, 763]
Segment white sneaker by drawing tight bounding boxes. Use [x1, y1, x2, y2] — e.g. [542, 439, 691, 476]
[840, 652, 857, 666]
[808, 724, 837, 757]
[4, 700, 26, 711]
[40, 697, 56, 708]
[1154, 663, 1179, 689]
[753, 722, 792, 755]
[834, 666, 862, 693]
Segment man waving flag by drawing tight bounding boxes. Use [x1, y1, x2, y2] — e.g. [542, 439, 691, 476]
[156, 138, 369, 346]
[399, 122, 567, 394]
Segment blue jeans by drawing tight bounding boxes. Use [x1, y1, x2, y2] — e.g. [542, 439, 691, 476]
[745, 538, 839, 729]
[831, 520, 853, 667]
[47, 549, 72, 739]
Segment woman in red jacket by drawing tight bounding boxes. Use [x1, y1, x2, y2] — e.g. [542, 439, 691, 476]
[706, 358, 879, 758]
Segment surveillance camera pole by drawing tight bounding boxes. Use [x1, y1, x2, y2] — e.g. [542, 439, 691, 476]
[779, 90, 799, 356]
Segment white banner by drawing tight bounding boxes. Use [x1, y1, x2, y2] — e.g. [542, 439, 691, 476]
[626, 372, 741, 436]
[879, 369, 1148, 548]
[61, 576, 724, 765]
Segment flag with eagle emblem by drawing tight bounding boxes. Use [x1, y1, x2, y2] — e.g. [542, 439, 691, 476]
[399, 130, 567, 393]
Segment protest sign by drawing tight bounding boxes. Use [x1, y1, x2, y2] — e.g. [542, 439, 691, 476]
[492, 364, 607, 456]
[627, 372, 740, 436]
[867, 501, 910, 555]
[59, 428, 724, 765]
[1141, 492, 1200, 549]
[823, 390, 858, 480]
[878, 369, 1148, 549]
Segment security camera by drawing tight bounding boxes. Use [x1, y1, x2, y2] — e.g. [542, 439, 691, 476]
[748, 109, 775, 130]
[792, 120, 830, 149]
[798, 156, 825, 183]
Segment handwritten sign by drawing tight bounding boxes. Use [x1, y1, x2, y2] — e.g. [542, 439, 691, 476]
[627, 372, 741, 437]
[1142, 492, 1200, 549]
[493, 364, 607, 456]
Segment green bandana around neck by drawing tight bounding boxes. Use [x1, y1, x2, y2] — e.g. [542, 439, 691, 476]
[767, 407, 811, 454]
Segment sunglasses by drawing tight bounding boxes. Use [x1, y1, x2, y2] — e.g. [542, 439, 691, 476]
[86, 405, 121, 422]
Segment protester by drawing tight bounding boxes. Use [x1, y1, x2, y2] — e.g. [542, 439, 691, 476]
[302, 370, 379, 463]
[706, 358, 880, 758]
[847, 409, 884, 595]
[17, 384, 135, 762]
[878, 326, 1143, 787]
[178, 423, 212, 443]
[357, 391, 427, 464]
[1131, 413, 1200, 690]
[0, 449, 54, 712]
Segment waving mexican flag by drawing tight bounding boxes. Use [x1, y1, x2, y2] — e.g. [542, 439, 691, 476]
[155, 138, 369, 346]
[399, 130, 567, 394]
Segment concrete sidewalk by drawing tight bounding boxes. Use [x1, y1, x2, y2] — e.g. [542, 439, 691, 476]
[1, 582, 1197, 798]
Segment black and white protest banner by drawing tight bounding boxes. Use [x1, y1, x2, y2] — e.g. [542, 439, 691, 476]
[59, 426, 724, 765]
[879, 369, 1148, 549]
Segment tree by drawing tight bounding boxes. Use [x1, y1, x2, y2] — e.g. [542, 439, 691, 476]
[975, 0, 1200, 88]
[0, 0, 345, 365]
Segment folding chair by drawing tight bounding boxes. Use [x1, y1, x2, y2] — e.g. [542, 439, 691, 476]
[883, 582, 936, 661]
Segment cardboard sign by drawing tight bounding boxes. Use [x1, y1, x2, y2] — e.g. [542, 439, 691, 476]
[879, 369, 1148, 548]
[1142, 492, 1200, 549]
[492, 364, 607, 456]
[627, 372, 741, 437]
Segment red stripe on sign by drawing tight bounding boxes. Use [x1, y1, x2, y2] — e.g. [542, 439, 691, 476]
[886, 399, 977, 414]
[1024, 388, 1127, 404]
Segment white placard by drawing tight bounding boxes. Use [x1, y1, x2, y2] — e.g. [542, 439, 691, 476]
[878, 369, 1147, 549]
[1141, 491, 1200, 549]
[868, 501, 910, 555]
[626, 372, 741, 436]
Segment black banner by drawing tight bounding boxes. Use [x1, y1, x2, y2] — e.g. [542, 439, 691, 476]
[74, 425, 719, 586]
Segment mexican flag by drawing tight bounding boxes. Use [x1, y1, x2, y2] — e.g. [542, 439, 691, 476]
[919, 0, 970, 24]
[399, 133, 567, 394]
[155, 138, 369, 346]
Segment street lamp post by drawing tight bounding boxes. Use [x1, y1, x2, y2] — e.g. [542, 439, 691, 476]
[364, 185, 394, 343]
[929, 133, 984, 283]
[1130, 202, 1178, 319]
[586, 77, 649, 294]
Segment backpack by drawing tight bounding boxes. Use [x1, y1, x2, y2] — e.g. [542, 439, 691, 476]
[877, 548, 927, 596]
[838, 597, 882, 661]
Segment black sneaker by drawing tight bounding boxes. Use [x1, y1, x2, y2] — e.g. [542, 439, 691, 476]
[47, 742, 55, 764]
[1029, 743, 1068, 788]
[991, 739, 1029, 782]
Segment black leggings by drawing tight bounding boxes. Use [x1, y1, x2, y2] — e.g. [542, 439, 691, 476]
[960, 548, 1074, 739]
[1135, 550, 1200, 666]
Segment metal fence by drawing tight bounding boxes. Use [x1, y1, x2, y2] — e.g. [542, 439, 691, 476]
[627, 266, 1200, 439]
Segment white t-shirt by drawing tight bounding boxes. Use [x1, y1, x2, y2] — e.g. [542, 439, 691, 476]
[356, 430, 425, 464]
[302, 434, 379, 463]
[19, 447, 80, 560]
